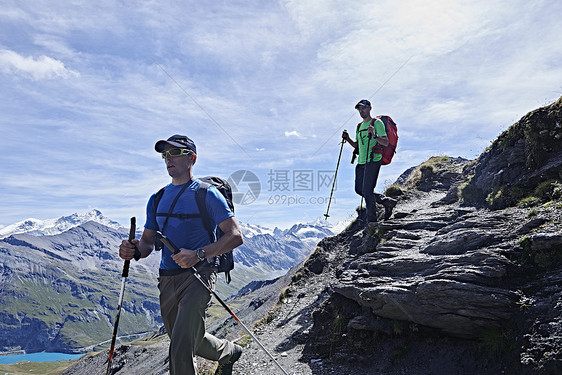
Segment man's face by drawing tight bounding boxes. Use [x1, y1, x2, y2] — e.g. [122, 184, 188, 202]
[357, 105, 371, 118]
[161, 145, 195, 178]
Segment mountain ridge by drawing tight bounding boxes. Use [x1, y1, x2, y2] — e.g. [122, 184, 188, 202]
[0, 210, 123, 239]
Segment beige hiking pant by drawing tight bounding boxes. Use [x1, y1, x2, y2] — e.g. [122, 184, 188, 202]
[158, 268, 236, 375]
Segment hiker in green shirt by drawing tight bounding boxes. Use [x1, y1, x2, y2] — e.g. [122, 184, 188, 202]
[342, 99, 397, 229]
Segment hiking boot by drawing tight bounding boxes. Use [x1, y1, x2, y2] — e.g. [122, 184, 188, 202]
[215, 344, 243, 375]
[382, 197, 397, 220]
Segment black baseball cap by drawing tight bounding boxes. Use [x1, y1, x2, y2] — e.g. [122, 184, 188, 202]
[155, 134, 197, 154]
[355, 99, 371, 109]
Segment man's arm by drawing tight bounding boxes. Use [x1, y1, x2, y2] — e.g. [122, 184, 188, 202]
[171, 217, 243, 269]
[203, 217, 243, 257]
[119, 228, 155, 260]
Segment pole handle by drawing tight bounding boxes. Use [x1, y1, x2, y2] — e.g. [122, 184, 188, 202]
[122, 217, 136, 278]
[155, 231, 180, 254]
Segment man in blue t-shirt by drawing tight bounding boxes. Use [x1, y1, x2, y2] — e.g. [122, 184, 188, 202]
[119, 134, 244, 375]
[342, 100, 397, 230]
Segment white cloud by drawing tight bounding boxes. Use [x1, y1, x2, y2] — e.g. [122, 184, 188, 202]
[284, 130, 304, 138]
[424, 100, 470, 123]
[0, 49, 79, 80]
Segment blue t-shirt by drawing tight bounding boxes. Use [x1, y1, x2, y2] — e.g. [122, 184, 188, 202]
[144, 179, 234, 270]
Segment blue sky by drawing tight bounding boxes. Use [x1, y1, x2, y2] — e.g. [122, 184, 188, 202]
[1, 0, 561, 230]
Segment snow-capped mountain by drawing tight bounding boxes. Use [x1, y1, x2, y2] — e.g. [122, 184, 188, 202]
[0, 210, 339, 354]
[238, 222, 276, 238]
[0, 209, 123, 239]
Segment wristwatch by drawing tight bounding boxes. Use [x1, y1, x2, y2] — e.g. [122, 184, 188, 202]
[196, 248, 206, 261]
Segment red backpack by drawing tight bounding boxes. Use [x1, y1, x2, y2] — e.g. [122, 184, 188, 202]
[356, 115, 398, 165]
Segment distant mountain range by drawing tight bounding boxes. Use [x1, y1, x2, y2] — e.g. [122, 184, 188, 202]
[0, 210, 340, 354]
[0, 210, 122, 238]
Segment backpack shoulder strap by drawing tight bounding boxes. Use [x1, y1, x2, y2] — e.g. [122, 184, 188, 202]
[154, 182, 193, 232]
[153, 187, 165, 212]
[153, 187, 165, 231]
[370, 118, 379, 137]
[195, 181, 215, 243]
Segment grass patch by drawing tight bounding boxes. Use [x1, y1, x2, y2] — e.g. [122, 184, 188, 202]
[254, 307, 279, 329]
[486, 179, 562, 210]
[518, 196, 541, 208]
[486, 185, 529, 209]
[533, 179, 562, 202]
[278, 287, 291, 304]
[0, 360, 75, 375]
[517, 235, 562, 269]
[385, 184, 404, 197]
[234, 334, 252, 348]
[291, 272, 304, 283]
[459, 177, 484, 205]
[528, 209, 539, 217]
[419, 164, 435, 176]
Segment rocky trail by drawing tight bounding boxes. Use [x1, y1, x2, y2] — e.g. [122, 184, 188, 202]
[231, 184, 560, 375]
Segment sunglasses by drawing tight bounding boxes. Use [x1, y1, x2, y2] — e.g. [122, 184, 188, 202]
[161, 148, 193, 158]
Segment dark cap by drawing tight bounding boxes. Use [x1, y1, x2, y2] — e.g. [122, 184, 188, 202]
[355, 99, 371, 109]
[155, 134, 197, 154]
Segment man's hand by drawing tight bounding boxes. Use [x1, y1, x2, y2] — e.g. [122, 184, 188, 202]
[172, 248, 199, 268]
[342, 130, 350, 142]
[119, 239, 139, 261]
[367, 124, 375, 138]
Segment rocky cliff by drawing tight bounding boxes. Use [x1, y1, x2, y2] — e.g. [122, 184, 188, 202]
[63, 97, 561, 375]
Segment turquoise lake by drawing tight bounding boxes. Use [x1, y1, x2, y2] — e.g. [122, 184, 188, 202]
[0, 352, 84, 364]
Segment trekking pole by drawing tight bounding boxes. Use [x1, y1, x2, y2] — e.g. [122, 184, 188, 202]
[323, 138, 345, 219]
[155, 232, 291, 375]
[106, 217, 139, 375]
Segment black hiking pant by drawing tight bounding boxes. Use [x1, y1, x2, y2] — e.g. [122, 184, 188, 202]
[355, 160, 384, 223]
